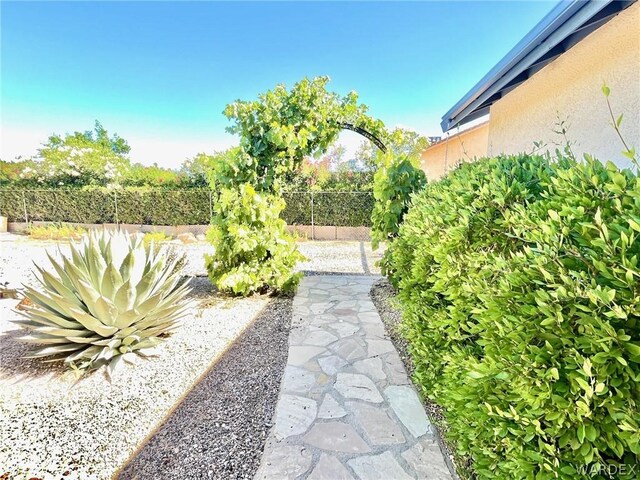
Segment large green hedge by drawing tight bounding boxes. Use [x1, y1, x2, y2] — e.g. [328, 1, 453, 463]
[387, 154, 640, 479]
[0, 189, 212, 225]
[283, 191, 374, 227]
[0, 189, 373, 227]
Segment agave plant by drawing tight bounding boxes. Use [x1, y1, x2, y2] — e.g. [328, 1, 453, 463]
[14, 229, 190, 374]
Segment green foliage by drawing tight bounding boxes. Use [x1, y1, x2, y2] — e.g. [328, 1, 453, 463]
[281, 191, 373, 227]
[386, 154, 640, 478]
[123, 163, 184, 188]
[318, 166, 374, 192]
[15, 230, 190, 375]
[207, 76, 384, 295]
[371, 155, 426, 250]
[205, 185, 304, 296]
[0, 188, 369, 227]
[0, 158, 33, 186]
[384, 128, 431, 159]
[602, 82, 638, 168]
[180, 152, 219, 187]
[281, 145, 375, 193]
[1, 189, 118, 223]
[355, 127, 431, 170]
[0, 120, 230, 189]
[24, 121, 131, 188]
[143, 231, 172, 246]
[113, 188, 212, 225]
[0, 188, 212, 225]
[28, 222, 87, 240]
[222, 76, 385, 192]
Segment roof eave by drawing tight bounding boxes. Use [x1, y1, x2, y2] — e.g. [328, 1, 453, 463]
[440, 0, 632, 132]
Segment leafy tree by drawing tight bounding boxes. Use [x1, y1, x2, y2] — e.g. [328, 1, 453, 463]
[281, 157, 332, 191]
[281, 144, 375, 192]
[387, 128, 430, 158]
[0, 158, 35, 187]
[206, 76, 385, 295]
[355, 127, 430, 170]
[123, 162, 184, 188]
[22, 121, 132, 187]
[180, 151, 225, 187]
[324, 144, 347, 170]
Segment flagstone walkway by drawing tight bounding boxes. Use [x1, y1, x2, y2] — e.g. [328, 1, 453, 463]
[256, 275, 453, 480]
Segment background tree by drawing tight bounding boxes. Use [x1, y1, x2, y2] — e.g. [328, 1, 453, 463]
[324, 144, 347, 171]
[180, 150, 236, 187]
[0, 158, 34, 187]
[355, 127, 430, 170]
[123, 162, 184, 188]
[21, 121, 132, 187]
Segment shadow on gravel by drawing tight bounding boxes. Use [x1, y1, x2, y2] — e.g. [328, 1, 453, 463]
[116, 295, 293, 480]
[0, 276, 216, 382]
[0, 326, 69, 380]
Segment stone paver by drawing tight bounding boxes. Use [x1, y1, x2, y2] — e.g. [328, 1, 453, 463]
[308, 454, 355, 480]
[255, 275, 453, 480]
[318, 393, 347, 419]
[335, 373, 383, 403]
[274, 394, 318, 440]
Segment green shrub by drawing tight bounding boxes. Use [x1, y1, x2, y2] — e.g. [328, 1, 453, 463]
[114, 188, 211, 225]
[205, 184, 304, 296]
[282, 191, 374, 227]
[371, 155, 426, 250]
[388, 154, 640, 478]
[15, 230, 190, 375]
[143, 231, 172, 246]
[0, 188, 213, 225]
[0, 188, 371, 227]
[0, 189, 117, 223]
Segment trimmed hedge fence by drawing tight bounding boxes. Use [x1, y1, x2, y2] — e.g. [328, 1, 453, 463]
[0, 189, 374, 227]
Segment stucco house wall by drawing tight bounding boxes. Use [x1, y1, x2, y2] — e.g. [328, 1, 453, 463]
[420, 121, 489, 179]
[487, 1, 640, 169]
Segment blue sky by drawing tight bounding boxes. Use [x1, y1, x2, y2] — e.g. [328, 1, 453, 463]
[1, 1, 555, 168]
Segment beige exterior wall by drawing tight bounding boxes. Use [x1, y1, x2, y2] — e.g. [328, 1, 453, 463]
[420, 121, 489, 179]
[487, 2, 640, 169]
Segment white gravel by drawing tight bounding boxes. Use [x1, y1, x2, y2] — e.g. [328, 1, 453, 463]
[168, 238, 383, 276]
[0, 233, 382, 479]
[296, 240, 383, 275]
[0, 234, 270, 480]
[0, 234, 382, 285]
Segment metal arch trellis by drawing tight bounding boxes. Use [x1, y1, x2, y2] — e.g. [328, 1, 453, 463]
[338, 122, 387, 153]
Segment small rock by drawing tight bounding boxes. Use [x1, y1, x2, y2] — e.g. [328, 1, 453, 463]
[177, 232, 198, 244]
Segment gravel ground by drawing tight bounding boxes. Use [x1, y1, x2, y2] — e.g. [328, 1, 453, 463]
[370, 277, 462, 480]
[296, 240, 383, 275]
[0, 233, 382, 479]
[117, 296, 293, 480]
[0, 234, 382, 285]
[0, 277, 269, 480]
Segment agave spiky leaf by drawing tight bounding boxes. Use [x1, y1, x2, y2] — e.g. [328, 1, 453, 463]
[15, 229, 191, 374]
